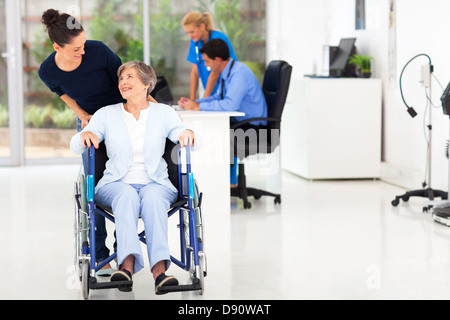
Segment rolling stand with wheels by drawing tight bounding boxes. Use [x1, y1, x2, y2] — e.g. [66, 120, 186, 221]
[391, 188, 447, 212]
[391, 54, 447, 211]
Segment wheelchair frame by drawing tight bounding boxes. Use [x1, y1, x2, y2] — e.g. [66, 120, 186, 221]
[74, 144, 206, 299]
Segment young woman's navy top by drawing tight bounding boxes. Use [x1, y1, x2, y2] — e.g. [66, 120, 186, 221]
[38, 40, 126, 115]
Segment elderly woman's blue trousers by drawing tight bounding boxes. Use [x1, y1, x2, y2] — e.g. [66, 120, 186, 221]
[95, 181, 177, 274]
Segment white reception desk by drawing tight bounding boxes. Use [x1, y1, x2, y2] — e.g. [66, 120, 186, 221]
[177, 110, 244, 216]
[281, 78, 382, 179]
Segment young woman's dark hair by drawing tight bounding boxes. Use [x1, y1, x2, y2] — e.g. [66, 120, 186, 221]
[199, 38, 230, 61]
[41, 9, 84, 47]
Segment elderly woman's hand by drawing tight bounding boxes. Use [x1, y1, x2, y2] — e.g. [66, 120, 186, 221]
[80, 131, 99, 149]
[179, 129, 195, 148]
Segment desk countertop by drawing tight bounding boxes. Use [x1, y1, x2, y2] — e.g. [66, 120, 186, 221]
[172, 109, 243, 216]
[176, 110, 245, 118]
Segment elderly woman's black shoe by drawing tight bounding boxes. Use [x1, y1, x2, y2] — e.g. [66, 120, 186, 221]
[155, 273, 178, 295]
[111, 269, 133, 292]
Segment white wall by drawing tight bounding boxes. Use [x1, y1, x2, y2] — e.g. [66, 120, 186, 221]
[268, 0, 450, 191]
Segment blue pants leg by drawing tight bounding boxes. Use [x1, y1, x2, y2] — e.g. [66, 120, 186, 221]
[96, 181, 176, 274]
[96, 182, 143, 273]
[138, 183, 177, 272]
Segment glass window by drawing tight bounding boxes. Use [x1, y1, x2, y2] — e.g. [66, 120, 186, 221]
[22, 0, 144, 161]
[18, 0, 266, 163]
[0, 0, 10, 161]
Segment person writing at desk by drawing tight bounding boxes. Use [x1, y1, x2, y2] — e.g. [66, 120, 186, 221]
[178, 38, 267, 126]
[182, 12, 238, 99]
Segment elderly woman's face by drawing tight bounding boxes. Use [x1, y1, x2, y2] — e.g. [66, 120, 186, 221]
[118, 67, 147, 100]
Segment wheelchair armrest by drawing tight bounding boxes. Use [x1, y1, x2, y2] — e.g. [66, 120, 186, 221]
[230, 117, 281, 129]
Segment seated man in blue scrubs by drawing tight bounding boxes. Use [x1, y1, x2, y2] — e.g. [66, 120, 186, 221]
[178, 39, 268, 186]
[178, 39, 267, 126]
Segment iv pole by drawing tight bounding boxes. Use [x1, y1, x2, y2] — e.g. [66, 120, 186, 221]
[391, 54, 447, 211]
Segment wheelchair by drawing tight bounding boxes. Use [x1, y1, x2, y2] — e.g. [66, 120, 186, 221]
[73, 139, 206, 299]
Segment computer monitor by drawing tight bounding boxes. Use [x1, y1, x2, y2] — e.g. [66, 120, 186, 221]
[329, 38, 356, 77]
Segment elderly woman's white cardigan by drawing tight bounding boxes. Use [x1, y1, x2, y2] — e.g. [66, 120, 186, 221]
[70, 102, 188, 194]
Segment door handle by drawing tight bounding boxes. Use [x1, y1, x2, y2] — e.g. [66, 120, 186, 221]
[1, 48, 16, 68]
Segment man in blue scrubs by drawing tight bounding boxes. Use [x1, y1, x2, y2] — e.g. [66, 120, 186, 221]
[178, 39, 267, 126]
[178, 39, 267, 185]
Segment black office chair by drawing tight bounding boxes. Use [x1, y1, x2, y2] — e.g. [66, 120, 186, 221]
[230, 60, 292, 209]
[150, 76, 175, 104]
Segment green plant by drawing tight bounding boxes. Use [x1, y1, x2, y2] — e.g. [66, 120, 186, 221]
[51, 107, 77, 129]
[149, 0, 184, 85]
[0, 104, 8, 127]
[243, 61, 265, 84]
[349, 54, 373, 73]
[90, 0, 126, 54]
[114, 29, 144, 62]
[194, 0, 262, 60]
[24, 105, 53, 128]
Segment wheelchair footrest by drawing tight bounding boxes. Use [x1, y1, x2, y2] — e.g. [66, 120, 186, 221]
[158, 277, 201, 294]
[89, 277, 133, 291]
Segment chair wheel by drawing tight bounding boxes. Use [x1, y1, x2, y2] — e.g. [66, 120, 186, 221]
[81, 260, 90, 300]
[391, 199, 399, 207]
[243, 201, 252, 209]
[274, 196, 281, 205]
[254, 195, 262, 200]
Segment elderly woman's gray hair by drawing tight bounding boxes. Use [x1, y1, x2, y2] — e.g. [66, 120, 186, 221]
[117, 61, 157, 96]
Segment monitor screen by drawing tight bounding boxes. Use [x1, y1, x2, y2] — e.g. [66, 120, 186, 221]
[329, 38, 356, 71]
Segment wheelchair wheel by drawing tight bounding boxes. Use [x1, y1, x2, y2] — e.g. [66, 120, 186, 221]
[74, 173, 84, 278]
[183, 179, 207, 294]
[194, 180, 207, 281]
[74, 180, 81, 278]
[193, 181, 203, 242]
[81, 259, 90, 300]
[79, 174, 88, 245]
[74, 173, 89, 279]
[196, 255, 205, 295]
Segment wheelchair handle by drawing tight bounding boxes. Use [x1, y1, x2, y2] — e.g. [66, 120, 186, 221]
[88, 146, 96, 177]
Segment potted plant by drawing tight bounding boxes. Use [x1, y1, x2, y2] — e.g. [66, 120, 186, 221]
[349, 54, 373, 78]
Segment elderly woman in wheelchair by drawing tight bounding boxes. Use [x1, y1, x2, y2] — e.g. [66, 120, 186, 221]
[71, 61, 196, 295]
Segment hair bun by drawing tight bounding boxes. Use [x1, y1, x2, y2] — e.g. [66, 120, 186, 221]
[41, 9, 60, 29]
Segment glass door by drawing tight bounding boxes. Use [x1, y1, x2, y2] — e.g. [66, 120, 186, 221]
[0, 0, 24, 166]
[0, 0, 9, 161]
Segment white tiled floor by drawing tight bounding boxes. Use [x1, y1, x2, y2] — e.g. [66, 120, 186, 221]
[2, 164, 450, 300]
